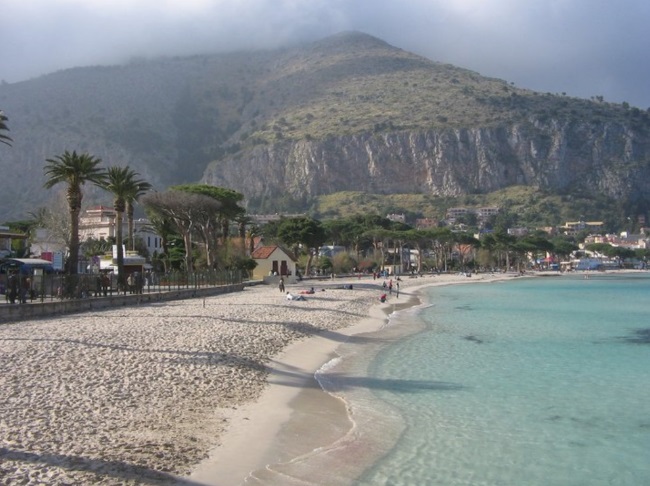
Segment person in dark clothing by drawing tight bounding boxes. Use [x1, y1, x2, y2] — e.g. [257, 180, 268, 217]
[7, 273, 18, 304]
[95, 275, 103, 297]
[20, 277, 30, 304]
[101, 274, 110, 296]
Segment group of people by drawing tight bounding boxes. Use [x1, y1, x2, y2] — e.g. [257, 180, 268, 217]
[4, 273, 31, 304]
[382, 278, 400, 297]
[278, 277, 305, 301]
[126, 271, 145, 294]
[277, 274, 401, 305]
[279, 277, 326, 301]
[276, 273, 404, 305]
[94, 274, 112, 297]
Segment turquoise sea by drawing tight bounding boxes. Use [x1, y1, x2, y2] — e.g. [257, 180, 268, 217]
[254, 273, 650, 485]
[346, 273, 650, 485]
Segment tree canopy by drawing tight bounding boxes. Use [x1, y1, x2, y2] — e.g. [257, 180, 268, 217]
[277, 216, 327, 275]
[142, 189, 221, 271]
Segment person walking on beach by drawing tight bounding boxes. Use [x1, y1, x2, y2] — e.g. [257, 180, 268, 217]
[279, 277, 285, 293]
[396, 281, 400, 298]
[388, 279, 393, 295]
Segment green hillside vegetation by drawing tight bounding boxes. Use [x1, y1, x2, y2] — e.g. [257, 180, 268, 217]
[4, 30, 648, 157]
[311, 186, 624, 230]
[2, 32, 649, 222]
[230, 33, 650, 147]
[3, 31, 648, 161]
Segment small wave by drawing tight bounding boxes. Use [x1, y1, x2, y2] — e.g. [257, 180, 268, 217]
[315, 356, 344, 392]
[317, 355, 342, 374]
[385, 301, 433, 325]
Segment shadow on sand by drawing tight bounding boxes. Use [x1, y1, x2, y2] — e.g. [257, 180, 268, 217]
[265, 360, 465, 394]
[0, 447, 205, 485]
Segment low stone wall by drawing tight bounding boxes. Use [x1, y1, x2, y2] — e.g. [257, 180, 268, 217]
[263, 275, 298, 285]
[0, 283, 246, 324]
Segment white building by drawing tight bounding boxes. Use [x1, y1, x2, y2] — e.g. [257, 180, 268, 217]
[251, 246, 297, 282]
[446, 207, 500, 224]
[476, 207, 500, 220]
[386, 213, 406, 224]
[560, 221, 604, 236]
[79, 206, 162, 257]
[319, 245, 346, 258]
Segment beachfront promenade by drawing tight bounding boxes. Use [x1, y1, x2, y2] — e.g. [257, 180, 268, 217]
[0, 282, 247, 323]
[0, 271, 245, 323]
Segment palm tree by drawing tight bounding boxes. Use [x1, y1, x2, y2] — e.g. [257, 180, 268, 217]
[43, 151, 106, 278]
[0, 110, 12, 146]
[143, 208, 176, 273]
[125, 180, 152, 251]
[102, 166, 147, 289]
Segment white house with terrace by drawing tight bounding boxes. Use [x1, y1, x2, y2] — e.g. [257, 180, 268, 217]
[79, 206, 162, 257]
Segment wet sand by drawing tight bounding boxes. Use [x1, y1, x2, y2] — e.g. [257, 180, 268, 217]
[189, 273, 515, 485]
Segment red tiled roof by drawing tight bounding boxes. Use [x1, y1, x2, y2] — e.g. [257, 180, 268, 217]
[251, 245, 297, 261]
[251, 246, 278, 259]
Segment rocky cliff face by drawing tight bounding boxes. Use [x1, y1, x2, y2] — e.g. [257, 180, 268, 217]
[202, 118, 650, 204]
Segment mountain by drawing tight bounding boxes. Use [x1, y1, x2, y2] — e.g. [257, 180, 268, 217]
[1, 31, 650, 222]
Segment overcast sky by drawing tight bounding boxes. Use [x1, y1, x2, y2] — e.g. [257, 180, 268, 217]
[2, 0, 649, 108]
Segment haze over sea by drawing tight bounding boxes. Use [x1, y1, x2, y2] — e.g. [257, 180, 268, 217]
[321, 273, 650, 485]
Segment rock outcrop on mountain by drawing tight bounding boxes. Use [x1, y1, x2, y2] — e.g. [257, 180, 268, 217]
[203, 119, 650, 205]
[1, 31, 649, 220]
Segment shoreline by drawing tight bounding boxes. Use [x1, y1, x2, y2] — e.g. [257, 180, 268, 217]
[0, 275, 414, 484]
[189, 303, 392, 485]
[1, 270, 575, 484]
[188, 273, 515, 485]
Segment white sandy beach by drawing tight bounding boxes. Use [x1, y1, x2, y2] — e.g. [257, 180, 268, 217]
[0, 273, 514, 485]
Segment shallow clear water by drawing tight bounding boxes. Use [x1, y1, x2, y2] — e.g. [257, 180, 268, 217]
[353, 274, 650, 485]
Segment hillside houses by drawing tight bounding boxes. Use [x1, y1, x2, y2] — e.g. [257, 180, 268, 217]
[559, 221, 605, 236]
[415, 217, 438, 230]
[583, 232, 649, 250]
[446, 206, 499, 225]
[3, 199, 650, 279]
